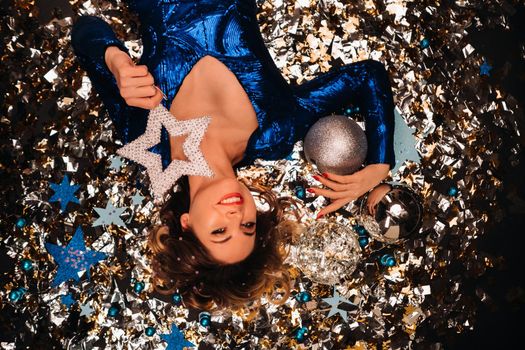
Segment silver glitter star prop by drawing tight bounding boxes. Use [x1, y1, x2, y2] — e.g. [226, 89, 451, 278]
[116, 104, 214, 202]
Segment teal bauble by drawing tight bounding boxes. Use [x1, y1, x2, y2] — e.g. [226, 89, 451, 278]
[145, 327, 156, 336]
[172, 293, 182, 305]
[20, 259, 33, 271]
[133, 281, 145, 293]
[108, 305, 119, 317]
[380, 254, 396, 267]
[16, 217, 27, 228]
[9, 288, 26, 302]
[420, 38, 430, 49]
[295, 291, 312, 303]
[199, 311, 211, 327]
[358, 236, 369, 247]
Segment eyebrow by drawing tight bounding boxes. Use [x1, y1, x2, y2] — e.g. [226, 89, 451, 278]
[211, 231, 255, 244]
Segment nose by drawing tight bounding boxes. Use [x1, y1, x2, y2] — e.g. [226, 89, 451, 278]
[224, 205, 243, 217]
[226, 207, 242, 215]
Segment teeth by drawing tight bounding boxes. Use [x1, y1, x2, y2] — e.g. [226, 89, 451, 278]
[220, 196, 241, 204]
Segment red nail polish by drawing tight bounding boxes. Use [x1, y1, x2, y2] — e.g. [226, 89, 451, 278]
[322, 173, 329, 178]
[316, 213, 324, 219]
[306, 188, 315, 193]
[313, 175, 320, 181]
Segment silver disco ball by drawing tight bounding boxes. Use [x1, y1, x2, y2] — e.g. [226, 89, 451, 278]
[294, 221, 361, 285]
[358, 184, 423, 243]
[303, 115, 368, 175]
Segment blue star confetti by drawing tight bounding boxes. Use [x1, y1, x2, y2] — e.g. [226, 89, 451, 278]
[48, 174, 80, 213]
[61, 293, 75, 308]
[480, 59, 493, 76]
[92, 200, 127, 228]
[79, 302, 94, 317]
[160, 324, 195, 350]
[109, 155, 124, 171]
[130, 191, 145, 206]
[321, 286, 355, 322]
[45, 226, 107, 287]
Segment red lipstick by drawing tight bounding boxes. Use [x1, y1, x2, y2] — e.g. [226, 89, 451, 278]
[217, 192, 244, 205]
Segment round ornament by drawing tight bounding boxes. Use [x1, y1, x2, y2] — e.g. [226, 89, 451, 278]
[145, 327, 156, 336]
[358, 184, 423, 243]
[303, 115, 368, 175]
[294, 221, 361, 285]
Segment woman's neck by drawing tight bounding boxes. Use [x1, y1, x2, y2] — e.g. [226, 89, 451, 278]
[188, 136, 237, 200]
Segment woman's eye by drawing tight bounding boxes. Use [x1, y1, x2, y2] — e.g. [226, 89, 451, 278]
[211, 228, 226, 234]
[242, 222, 256, 228]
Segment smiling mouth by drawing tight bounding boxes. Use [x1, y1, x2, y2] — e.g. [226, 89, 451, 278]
[218, 192, 244, 205]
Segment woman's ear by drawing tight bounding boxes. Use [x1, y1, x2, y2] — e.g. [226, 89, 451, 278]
[180, 213, 190, 230]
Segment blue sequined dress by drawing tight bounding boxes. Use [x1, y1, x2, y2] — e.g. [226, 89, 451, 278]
[71, 0, 395, 170]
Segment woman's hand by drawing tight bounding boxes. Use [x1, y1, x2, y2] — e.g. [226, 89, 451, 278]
[104, 46, 163, 109]
[366, 183, 392, 216]
[308, 163, 390, 218]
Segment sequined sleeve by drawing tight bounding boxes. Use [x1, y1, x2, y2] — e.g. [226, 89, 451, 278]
[70, 15, 135, 143]
[292, 59, 396, 170]
[71, 15, 130, 68]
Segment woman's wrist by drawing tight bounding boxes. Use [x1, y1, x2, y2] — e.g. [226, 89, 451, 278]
[365, 163, 390, 177]
[104, 45, 124, 73]
[363, 163, 390, 191]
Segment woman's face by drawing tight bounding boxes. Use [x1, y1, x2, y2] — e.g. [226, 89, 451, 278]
[180, 178, 257, 264]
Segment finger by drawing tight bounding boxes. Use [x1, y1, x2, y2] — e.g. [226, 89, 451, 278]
[313, 174, 347, 191]
[152, 86, 164, 105]
[308, 187, 353, 200]
[120, 74, 155, 88]
[126, 88, 163, 110]
[367, 201, 375, 215]
[317, 198, 350, 218]
[323, 171, 357, 184]
[368, 196, 381, 215]
[122, 64, 149, 78]
[125, 98, 152, 109]
[121, 85, 157, 99]
[366, 192, 377, 206]
[370, 204, 376, 216]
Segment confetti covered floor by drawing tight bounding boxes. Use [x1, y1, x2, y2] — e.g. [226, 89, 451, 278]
[1, 0, 525, 349]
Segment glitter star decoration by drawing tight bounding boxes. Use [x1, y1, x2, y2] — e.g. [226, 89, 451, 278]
[92, 200, 127, 228]
[109, 155, 124, 171]
[45, 226, 107, 287]
[116, 104, 214, 202]
[130, 191, 145, 206]
[480, 59, 493, 76]
[48, 174, 80, 213]
[61, 293, 75, 308]
[321, 286, 355, 323]
[160, 323, 195, 350]
[79, 302, 94, 317]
